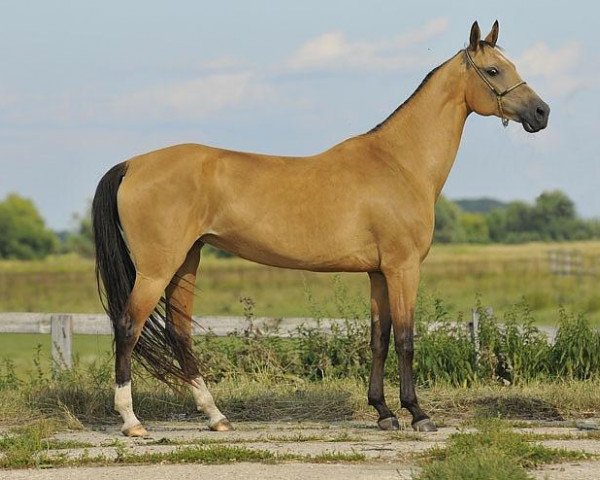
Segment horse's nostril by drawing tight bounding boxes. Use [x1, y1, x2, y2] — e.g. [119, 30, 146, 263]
[536, 106, 546, 118]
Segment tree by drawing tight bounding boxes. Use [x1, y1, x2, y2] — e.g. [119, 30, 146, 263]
[530, 190, 577, 240]
[0, 194, 58, 259]
[533, 190, 576, 223]
[64, 203, 94, 258]
[460, 212, 490, 243]
[503, 201, 534, 234]
[434, 196, 465, 243]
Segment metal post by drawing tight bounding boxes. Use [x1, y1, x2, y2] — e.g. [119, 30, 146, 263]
[51, 314, 73, 370]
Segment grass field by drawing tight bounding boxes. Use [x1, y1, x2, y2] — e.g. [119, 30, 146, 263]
[1, 241, 599, 325]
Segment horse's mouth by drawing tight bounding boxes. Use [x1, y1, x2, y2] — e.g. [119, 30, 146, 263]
[518, 99, 550, 133]
[522, 119, 540, 133]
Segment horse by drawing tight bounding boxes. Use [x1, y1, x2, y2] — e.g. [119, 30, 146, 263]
[92, 20, 549, 436]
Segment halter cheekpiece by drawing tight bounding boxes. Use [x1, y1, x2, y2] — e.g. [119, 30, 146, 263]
[464, 48, 526, 127]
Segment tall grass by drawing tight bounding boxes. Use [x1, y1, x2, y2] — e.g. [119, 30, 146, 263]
[2, 295, 599, 391]
[147, 294, 600, 386]
[416, 297, 600, 386]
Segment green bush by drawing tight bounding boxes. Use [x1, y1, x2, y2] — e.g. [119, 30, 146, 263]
[0, 194, 58, 259]
[414, 297, 477, 386]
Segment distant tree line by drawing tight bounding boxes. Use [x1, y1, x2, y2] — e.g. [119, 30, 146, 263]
[435, 190, 600, 244]
[1, 189, 600, 260]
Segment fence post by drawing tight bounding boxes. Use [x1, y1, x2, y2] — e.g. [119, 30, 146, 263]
[468, 307, 493, 359]
[469, 309, 481, 358]
[51, 314, 73, 371]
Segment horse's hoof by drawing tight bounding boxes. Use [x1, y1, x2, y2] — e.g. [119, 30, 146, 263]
[412, 418, 437, 432]
[378, 416, 400, 431]
[122, 423, 148, 437]
[209, 418, 233, 432]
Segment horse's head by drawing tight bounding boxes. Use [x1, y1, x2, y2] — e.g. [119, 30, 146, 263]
[463, 20, 549, 132]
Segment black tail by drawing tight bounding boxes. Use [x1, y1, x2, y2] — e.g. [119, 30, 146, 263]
[92, 162, 201, 387]
[92, 162, 134, 326]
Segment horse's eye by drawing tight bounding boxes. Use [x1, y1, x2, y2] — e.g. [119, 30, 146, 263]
[486, 67, 499, 77]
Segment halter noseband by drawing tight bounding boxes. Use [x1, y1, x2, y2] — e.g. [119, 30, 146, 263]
[464, 48, 526, 127]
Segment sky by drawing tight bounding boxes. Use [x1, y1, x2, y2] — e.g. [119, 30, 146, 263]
[0, 1, 599, 230]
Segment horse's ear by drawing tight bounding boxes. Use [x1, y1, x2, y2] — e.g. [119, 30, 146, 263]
[469, 21, 481, 51]
[484, 20, 499, 47]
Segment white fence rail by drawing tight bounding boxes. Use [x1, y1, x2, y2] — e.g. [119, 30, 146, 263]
[1, 310, 558, 372]
[0, 312, 351, 370]
[0, 312, 350, 337]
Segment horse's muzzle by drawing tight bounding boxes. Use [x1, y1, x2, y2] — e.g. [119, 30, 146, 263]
[520, 100, 550, 133]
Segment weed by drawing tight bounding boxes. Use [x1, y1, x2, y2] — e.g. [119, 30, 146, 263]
[0, 419, 59, 468]
[311, 451, 366, 463]
[417, 419, 592, 480]
[417, 450, 531, 480]
[551, 308, 600, 379]
[0, 359, 20, 390]
[125, 444, 284, 464]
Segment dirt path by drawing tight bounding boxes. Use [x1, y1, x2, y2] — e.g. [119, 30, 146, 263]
[3, 421, 600, 479]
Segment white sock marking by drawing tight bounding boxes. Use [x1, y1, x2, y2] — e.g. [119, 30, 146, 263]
[114, 382, 142, 432]
[191, 376, 227, 426]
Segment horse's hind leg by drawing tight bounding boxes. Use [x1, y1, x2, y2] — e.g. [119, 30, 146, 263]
[115, 275, 169, 437]
[165, 242, 232, 431]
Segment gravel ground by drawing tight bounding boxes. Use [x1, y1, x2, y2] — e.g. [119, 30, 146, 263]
[2, 420, 600, 479]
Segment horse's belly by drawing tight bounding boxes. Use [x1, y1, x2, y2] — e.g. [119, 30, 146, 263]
[202, 232, 379, 273]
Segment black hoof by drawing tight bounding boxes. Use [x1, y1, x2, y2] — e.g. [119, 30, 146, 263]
[378, 416, 400, 431]
[412, 418, 437, 432]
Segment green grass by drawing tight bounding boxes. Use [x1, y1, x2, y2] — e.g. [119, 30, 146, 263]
[0, 334, 112, 374]
[0, 419, 93, 469]
[2, 242, 600, 325]
[310, 451, 366, 463]
[416, 419, 594, 480]
[112, 444, 286, 465]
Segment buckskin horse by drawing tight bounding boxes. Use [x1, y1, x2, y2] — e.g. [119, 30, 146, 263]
[92, 20, 549, 436]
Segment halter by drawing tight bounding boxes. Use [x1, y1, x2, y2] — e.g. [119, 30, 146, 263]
[464, 48, 526, 127]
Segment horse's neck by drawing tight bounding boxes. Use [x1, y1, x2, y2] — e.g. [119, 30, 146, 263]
[370, 54, 469, 199]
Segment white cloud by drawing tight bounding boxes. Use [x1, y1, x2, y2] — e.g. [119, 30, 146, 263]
[200, 56, 252, 72]
[109, 18, 451, 122]
[518, 41, 582, 77]
[113, 72, 275, 121]
[284, 17, 449, 72]
[517, 41, 598, 97]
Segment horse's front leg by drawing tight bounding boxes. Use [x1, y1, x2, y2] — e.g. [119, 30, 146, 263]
[367, 272, 399, 430]
[384, 265, 437, 432]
